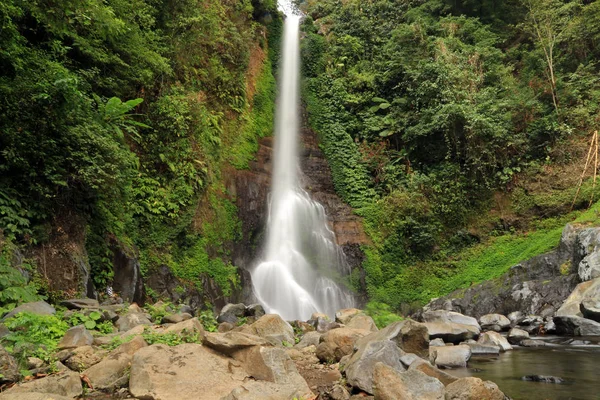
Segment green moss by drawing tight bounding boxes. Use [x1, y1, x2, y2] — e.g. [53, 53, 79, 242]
[228, 57, 276, 169]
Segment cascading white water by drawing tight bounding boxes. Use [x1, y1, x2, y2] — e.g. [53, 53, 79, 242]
[250, 9, 354, 321]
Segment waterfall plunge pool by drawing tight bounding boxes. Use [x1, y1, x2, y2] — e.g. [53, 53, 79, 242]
[451, 342, 600, 400]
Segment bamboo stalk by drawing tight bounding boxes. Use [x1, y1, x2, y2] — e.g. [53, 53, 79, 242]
[571, 131, 596, 211]
[590, 131, 599, 207]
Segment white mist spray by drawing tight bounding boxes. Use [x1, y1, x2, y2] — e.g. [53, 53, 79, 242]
[250, 12, 354, 321]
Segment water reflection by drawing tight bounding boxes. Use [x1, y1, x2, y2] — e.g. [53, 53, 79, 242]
[451, 345, 600, 400]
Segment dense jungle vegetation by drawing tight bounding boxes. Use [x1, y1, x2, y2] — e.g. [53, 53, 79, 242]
[3, 0, 600, 317]
[300, 0, 600, 311]
[0, 0, 280, 307]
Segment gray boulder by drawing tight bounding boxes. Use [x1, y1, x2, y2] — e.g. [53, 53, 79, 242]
[430, 338, 445, 347]
[465, 343, 500, 355]
[3, 301, 55, 320]
[345, 339, 405, 394]
[479, 314, 510, 332]
[422, 310, 480, 330]
[424, 322, 479, 344]
[217, 303, 246, 324]
[355, 319, 429, 358]
[57, 325, 94, 349]
[60, 298, 100, 310]
[554, 315, 600, 336]
[294, 331, 321, 349]
[477, 331, 512, 351]
[579, 251, 600, 282]
[580, 299, 600, 322]
[507, 327, 529, 345]
[429, 345, 471, 369]
[507, 311, 525, 326]
[373, 363, 445, 400]
[521, 339, 546, 347]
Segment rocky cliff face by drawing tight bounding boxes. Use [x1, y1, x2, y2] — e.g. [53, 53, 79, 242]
[420, 223, 600, 319]
[228, 114, 369, 302]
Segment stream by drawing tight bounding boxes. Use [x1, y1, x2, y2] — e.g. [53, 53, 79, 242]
[452, 339, 600, 400]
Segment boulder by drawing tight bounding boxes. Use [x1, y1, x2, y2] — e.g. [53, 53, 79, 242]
[4, 369, 82, 398]
[2, 301, 55, 320]
[507, 311, 525, 326]
[163, 317, 205, 337]
[130, 344, 246, 400]
[203, 331, 270, 356]
[311, 316, 343, 333]
[354, 319, 429, 358]
[578, 251, 600, 281]
[520, 339, 546, 347]
[556, 277, 600, 317]
[409, 359, 459, 386]
[64, 345, 105, 371]
[294, 331, 321, 349]
[27, 357, 44, 370]
[444, 377, 505, 400]
[218, 322, 235, 333]
[554, 316, 600, 336]
[239, 314, 295, 346]
[0, 345, 20, 383]
[246, 304, 266, 319]
[422, 310, 480, 330]
[115, 311, 152, 332]
[507, 328, 529, 345]
[60, 298, 100, 310]
[465, 343, 500, 356]
[0, 394, 72, 400]
[345, 314, 378, 332]
[522, 375, 564, 383]
[330, 384, 351, 400]
[335, 308, 362, 324]
[372, 363, 445, 400]
[430, 338, 445, 347]
[478, 314, 510, 332]
[477, 331, 512, 351]
[232, 346, 312, 398]
[543, 317, 557, 333]
[316, 327, 370, 362]
[423, 322, 479, 344]
[217, 303, 246, 324]
[162, 312, 193, 324]
[83, 335, 147, 390]
[345, 339, 405, 394]
[580, 299, 600, 322]
[57, 325, 94, 349]
[430, 345, 471, 369]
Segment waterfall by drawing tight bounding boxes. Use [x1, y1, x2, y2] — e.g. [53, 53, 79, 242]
[250, 9, 354, 321]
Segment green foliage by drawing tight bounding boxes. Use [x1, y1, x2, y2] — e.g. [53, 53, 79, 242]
[302, 0, 600, 312]
[364, 301, 404, 328]
[198, 309, 219, 332]
[1, 312, 68, 363]
[142, 327, 201, 346]
[68, 311, 103, 330]
[0, 243, 41, 310]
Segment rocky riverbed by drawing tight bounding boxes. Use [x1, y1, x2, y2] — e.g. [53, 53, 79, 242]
[1, 301, 511, 400]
